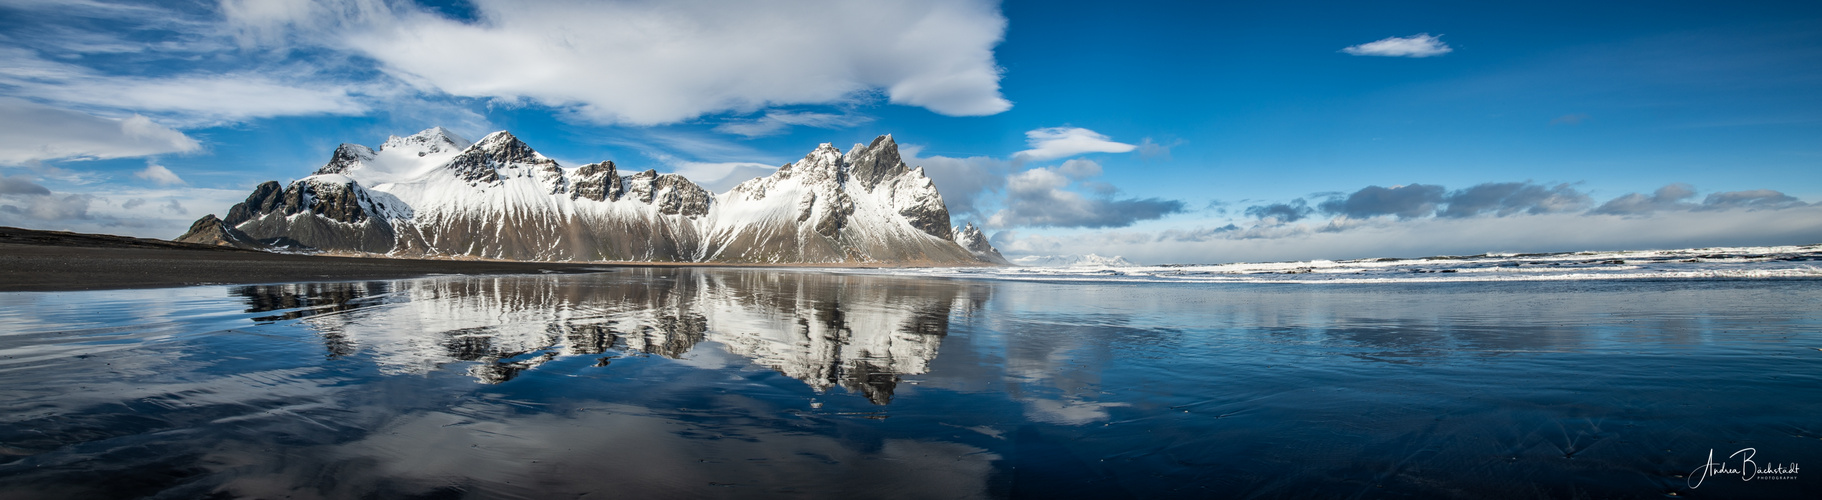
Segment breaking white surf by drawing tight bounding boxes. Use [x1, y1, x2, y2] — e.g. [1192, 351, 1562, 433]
[840, 244, 1822, 283]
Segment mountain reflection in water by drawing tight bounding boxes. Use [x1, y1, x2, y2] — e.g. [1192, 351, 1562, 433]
[230, 270, 985, 400]
[2, 270, 1820, 498]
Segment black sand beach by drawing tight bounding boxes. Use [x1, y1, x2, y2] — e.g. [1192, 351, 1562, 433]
[0, 226, 618, 291]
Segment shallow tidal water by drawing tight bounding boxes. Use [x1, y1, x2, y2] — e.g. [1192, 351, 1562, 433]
[1, 269, 1818, 498]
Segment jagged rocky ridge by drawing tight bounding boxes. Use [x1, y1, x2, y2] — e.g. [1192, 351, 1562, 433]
[180, 128, 1004, 265]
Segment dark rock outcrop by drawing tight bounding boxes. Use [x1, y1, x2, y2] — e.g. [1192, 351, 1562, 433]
[224, 181, 284, 227]
[313, 144, 375, 176]
[845, 134, 905, 190]
[570, 161, 623, 202]
[175, 214, 259, 248]
[214, 176, 399, 253]
[651, 174, 710, 217]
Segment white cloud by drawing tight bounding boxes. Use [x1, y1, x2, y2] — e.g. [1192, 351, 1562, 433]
[224, 0, 1012, 125]
[7, 0, 1005, 144]
[665, 161, 779, 193]
[0, 48, 369, 125]
[1342, 33, 1453, 58]
[714, 110, 874, 137]
[134, 162, 186, 186]
[0, 0, 171, 16]
[52, 74, 367, 122]
[1012, 127, 1137, 161]
[0, 98, 201, 165]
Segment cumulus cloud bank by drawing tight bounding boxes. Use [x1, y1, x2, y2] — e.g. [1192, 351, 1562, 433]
[903, 127, 1184, 229]
[902, 147, 1009, 218]
[1437, 182, 1591, 217]
[1590, 183, 1697, 215]
[1317, 184, 1447, 219]
[223, 0, 1013, 125]
[985, 165, 1183, 229]
[1233, 181, 1802, 227]
[0, 178, 249, 237]
[1243, 199, 1314, 223]
[1280, 181, 1595, 221]
[996, 181, 1816, 263]
[1701, 189, 1806, 210]
[1342, 34, 1453, 58]
[994, 205, 1822, 264]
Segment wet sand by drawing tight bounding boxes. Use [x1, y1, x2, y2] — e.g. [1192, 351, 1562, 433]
[2, 269, 1817, 497]
[0, 226, 627, 292]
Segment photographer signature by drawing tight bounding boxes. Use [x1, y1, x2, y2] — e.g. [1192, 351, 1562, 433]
[1688, 448, 1800, 488]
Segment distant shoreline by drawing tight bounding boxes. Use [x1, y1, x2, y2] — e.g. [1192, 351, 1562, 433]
[0, 226, 924, 292]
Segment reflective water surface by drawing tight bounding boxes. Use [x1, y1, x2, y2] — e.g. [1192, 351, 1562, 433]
[1, 270, 1819, 498]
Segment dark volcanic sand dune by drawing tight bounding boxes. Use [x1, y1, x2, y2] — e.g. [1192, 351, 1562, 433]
[0, 226, 618, 291]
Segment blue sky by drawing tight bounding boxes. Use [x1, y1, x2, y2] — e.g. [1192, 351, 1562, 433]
[1, 0, 1819, 263]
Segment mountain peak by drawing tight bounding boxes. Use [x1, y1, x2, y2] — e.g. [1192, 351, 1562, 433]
[474, 131, 521, 149]
[313, 143, 375, 175]
[444, 131, 556, 183]
[475, 131, 553, 164]
[380, 127, 471, 155]
[785, 143, 846, 184]
[422, 126, 467, 143]
[844, 134, 907, 190]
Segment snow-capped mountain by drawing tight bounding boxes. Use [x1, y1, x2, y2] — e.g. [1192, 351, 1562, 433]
[952, 223, 1009, 265]
[178, 128, 1003, 265]
[1011, 254, 1139, 267]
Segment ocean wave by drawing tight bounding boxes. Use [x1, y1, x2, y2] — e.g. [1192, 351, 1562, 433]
[840, 244, 1822, 284]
